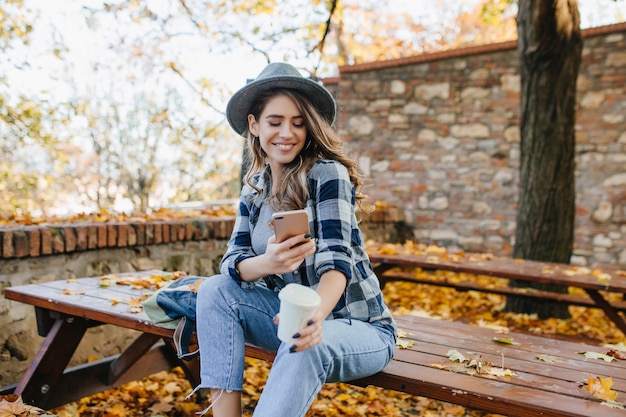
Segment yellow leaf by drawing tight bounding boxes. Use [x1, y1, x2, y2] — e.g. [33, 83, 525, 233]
[587, 376, 618, 402]
[162, 381, 182, 394]
[335, 393, 351, 402]
[63, 289, 85, 295]
[105, 402, 129, 416]
[493, 337, 519, 345]
[378, 245, 398, 255]
[396, 339, 414, 349]
[397, 329, 412, 338]
[487, 367, 515, 377]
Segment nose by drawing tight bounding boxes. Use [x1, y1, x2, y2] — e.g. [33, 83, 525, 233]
[279, 123, 293, 138]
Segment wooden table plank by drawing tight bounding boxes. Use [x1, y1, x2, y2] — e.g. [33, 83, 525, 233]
[368, 252, 626, 292]
[395, 315, 626, 372]
[5, 279, 173, 338]
[356, 360, 626, 417]
[378, 270, 626, 311]
[361, 315, 626, 417]
[369, 251, 626, 336]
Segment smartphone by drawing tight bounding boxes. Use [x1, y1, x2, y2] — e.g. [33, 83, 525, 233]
[272, 209, 310, 243]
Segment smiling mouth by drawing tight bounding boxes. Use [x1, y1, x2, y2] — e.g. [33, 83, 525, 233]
[274, 143, 295, 150]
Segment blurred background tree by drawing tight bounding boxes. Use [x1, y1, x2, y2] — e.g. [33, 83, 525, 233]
[0, 0, 70, 215]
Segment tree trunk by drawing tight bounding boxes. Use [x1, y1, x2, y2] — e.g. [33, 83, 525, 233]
[505, 0, 582, 319]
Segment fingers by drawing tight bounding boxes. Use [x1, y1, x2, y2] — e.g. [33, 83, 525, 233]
[270, 238, 315, 273]
[288, 316, 323, 353]
[283, 234, 314, 252]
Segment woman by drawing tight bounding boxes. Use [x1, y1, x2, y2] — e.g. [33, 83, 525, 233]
[194, 62, 396, 417]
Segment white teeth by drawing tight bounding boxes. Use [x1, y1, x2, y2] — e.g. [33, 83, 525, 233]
[274, 144, 293, 150]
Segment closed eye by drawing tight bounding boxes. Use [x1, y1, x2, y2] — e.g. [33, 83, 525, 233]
[267, 121, 305, 128]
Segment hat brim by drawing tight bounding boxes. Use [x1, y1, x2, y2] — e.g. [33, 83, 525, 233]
[226, 75, 336, 137]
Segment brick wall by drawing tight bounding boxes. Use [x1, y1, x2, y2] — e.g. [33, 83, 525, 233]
[331, 23, 626, 267]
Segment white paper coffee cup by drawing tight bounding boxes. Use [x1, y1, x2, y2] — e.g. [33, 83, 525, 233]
[277, 283, 321, 342]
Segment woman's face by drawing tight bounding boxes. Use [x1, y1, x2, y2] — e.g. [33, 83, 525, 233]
[248, 94, 307, 171]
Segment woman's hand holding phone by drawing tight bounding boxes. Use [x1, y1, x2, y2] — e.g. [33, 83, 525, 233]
[272, 209, 310, 244]
[264, 233, 315, 274]
[263, 210, 314, 274]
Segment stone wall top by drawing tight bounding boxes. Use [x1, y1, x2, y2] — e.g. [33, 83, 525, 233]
[0, 218, 236, 260]
[333, 22, 626, 75]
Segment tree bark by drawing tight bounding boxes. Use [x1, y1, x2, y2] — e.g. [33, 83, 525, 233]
[505, 0, 582, 319]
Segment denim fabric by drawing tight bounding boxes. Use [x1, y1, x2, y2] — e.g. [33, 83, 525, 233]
[195, 274, 396, 417]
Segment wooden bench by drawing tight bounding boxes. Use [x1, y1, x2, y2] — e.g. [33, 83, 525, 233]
[368, 246, 626, 337]
[2, 271, 626, 416]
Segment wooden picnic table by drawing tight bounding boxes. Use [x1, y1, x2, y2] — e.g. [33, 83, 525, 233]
[367, 247, 626, 336]
[2, 270, 626, 416]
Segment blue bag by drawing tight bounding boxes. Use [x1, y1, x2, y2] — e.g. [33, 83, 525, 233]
[142, 275, 206, 360]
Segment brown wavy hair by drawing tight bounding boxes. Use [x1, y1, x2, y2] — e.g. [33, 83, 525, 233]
[243, 88, 368, 212]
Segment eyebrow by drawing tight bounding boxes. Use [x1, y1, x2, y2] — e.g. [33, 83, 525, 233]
[264, 114, 303, 119]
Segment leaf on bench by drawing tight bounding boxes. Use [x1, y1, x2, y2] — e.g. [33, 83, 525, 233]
[395, 329, 414, 349]
[446, 349, 467, 363]
[586, 376, 619, 403]
[603, 400, 626, 410]
[492, 337, 519, 345]
[396, 339, 414, 349]
[578, 351, 616, 362]
[474, 319, 509, 333]
[603, 341, 626, 351]
[62, 288, 85, 295]
[98, 271, 188, 290]
[438, 349, 516, 378]
[602, 342, 626, 360]
[536, 354, 561, 364]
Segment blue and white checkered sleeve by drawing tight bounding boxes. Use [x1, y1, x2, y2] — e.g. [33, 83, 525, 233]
[220, 199, 256, 283]
[312, 162, 355, 281]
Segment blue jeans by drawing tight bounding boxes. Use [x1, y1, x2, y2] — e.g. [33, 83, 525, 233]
[195, 274, 396, 417]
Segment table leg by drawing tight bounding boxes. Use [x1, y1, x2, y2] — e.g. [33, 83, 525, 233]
[14, 314, 89, 409]
[107, 333, 161, 385]
[585, 289, 626, 336]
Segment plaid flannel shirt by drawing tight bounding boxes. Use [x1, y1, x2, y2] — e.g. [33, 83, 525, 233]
[220, 159, 396, 328]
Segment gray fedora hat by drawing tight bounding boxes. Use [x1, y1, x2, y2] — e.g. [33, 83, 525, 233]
[226, 62, 337, 136]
